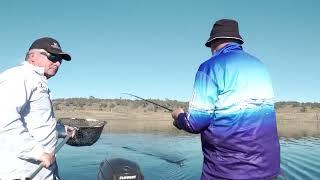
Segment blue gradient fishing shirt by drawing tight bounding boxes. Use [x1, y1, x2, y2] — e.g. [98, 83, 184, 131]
[176, 43, 280, 179]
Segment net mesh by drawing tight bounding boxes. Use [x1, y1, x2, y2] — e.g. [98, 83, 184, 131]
[58, 118, 106, 146]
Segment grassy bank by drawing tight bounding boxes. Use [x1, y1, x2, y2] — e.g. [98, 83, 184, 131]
[54, 98, 320, 137]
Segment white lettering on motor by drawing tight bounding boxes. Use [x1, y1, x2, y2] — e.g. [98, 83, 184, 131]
[119, 175, 137, 179]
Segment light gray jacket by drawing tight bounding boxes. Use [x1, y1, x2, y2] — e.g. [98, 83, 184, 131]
[0, 62, 65, 180]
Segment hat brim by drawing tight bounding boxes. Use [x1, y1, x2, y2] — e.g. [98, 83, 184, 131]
[57, 53, 71, 61]
[205, 36, 244, 47]
[47, 49, 71, 61]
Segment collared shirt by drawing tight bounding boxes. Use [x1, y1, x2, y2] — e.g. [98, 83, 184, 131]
[0, 62, 60, 179]
[176, 43, 280, 179]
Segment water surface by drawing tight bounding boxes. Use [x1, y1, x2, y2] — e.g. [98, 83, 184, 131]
[57, 134, 320, 180]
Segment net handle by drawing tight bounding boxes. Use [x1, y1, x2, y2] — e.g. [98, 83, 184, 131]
[26, 135, 71, 179]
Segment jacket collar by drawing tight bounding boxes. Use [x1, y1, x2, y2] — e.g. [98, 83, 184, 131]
[212, 42, 243, 58]
[22, 61, 45, 76]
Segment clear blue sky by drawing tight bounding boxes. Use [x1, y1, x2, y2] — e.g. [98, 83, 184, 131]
[0, 0, 319, 102]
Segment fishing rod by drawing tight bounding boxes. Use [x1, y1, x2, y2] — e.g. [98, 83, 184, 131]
[122, 93, 173, 112]
[123, 93, 181, 129]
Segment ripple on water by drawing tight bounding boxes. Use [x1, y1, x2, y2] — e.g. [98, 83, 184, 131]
[279, 137, 320, 180]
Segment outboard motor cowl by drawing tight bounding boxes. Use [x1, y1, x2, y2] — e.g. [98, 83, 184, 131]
[97, 158, 144, 180]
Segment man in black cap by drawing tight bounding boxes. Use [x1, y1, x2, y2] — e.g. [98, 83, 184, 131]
[171, 19, 280, 179]
[0, 37, 75, 179]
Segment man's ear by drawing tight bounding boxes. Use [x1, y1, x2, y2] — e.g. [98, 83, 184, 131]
[27, 53, 36, 63]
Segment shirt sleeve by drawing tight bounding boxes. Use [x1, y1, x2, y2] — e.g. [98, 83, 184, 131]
[0, 73, 45, 161]
[175, 68, 218, 133]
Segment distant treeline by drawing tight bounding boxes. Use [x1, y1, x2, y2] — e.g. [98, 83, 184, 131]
[52, 97, 320, 113]
[275, 101, 320, 109]
[52, 97, 188, 112]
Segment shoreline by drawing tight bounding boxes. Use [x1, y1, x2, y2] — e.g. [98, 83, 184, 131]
[56, 110, 320, 138]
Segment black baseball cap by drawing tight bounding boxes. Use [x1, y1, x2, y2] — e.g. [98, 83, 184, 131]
[205, 19, 244, 47]
[29, 37, 71, 61]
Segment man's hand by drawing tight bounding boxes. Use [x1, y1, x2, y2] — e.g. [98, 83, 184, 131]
[172, 108, 184, 130]
[65, 125, 76, 138]
[171, 108, 185, 120]
[39, 153, 55, 168]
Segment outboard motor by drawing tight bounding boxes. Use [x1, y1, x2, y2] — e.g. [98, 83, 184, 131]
[97, 158, 144, 180]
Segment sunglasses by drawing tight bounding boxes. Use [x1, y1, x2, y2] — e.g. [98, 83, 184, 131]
[40, 52, 62, 63]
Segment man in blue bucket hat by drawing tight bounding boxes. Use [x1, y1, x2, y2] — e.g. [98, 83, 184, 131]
[172, 19, 280, 179]
[0, 37, 76, 180]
